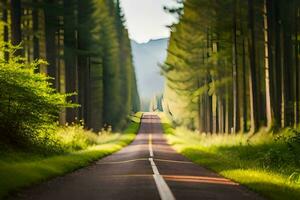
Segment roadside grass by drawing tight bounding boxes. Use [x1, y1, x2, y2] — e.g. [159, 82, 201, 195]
[0, 113, 142, 199]
[159, 114, 300, 200]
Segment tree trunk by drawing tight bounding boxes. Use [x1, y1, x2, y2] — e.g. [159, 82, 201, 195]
[32, 0, 39, 61]
[207, 93, 213, 133]
[77, 0, 86, 122]
[280, 27, 286, 127]
[285, 2, 294, 127]
[295, 6, 300, 126]
[232, 0, 240, 133]
[84, 56, 91, 128]
[44, 0, 57, 88]
[264, 0, 273, 130]
[64, 0, 78, 123]
[225, 84, 232, 133]
[273, 1, 282, 129]
[32, 0, 40, 73]
[218, 96, 225, 133]
[205, 75, 213, 133]
[1, 0, 9, 60]
[239, 3, 248, 133]
[197, 78, 203, 133]
[212, 94, 218, 133]
[248, 0, 259, 133]
[10, 0, 22, 55]
[242, 37, 248, 132]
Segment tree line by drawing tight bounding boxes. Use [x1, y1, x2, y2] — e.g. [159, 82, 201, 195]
[0, 0, 140, 132]
[162, 0, 299, 133]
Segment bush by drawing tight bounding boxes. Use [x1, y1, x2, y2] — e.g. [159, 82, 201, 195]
[282, 129, 300, 167]
[51, 122, 128, 152]
[0, 41, 75, 151]
[56, 124, 99, 151]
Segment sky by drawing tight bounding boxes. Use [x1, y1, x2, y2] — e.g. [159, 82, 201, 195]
[120, 0, 178, 43]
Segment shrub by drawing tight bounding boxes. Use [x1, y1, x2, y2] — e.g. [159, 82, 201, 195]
[56, 124, 98, 151]
[285, 129, 300, 167]
[55, 123, 125, 152]
[0, 41, 75, 151]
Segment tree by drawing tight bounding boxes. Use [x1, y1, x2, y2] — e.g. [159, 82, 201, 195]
[1, 0, 140, 133]
[10, 0, 22, 55]
[162, 0, 300, 133]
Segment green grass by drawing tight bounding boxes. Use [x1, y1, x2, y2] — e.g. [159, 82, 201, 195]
[159, 114, 300, 200]
[0, 114, 141, 199]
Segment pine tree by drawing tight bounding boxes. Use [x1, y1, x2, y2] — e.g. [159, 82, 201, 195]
[163, 0, 300, 133]
[1, 0, 141, 132]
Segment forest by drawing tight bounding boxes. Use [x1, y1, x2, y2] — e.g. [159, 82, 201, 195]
[163, 0, 300, 134]
[0, 0, 140, 150]
[1, 0, 300, 199]
[0, 1, 143, 198]
[160, 0, 300, 198]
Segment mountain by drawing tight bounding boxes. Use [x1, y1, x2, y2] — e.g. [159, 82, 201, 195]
[131, 38, 169, 110]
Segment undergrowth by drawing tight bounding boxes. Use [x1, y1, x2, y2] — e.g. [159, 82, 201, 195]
[159, 113, 300, 200]
[0, 112, 142, 199]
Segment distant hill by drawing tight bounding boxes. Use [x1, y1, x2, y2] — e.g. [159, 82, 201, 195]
[131, 38, 169, 110]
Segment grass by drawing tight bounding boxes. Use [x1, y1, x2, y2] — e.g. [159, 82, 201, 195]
[159, 114, 300, 200]
[0, 113, 142, 199]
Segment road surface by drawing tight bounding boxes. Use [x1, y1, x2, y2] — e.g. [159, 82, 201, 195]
[14, 113, 264, 200]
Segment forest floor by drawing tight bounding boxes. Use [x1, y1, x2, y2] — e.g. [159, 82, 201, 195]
[0, 114, 142, 199]
[160, 116, 300, 200]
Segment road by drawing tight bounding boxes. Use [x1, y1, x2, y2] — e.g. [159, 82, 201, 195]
[14, 113, 264, 200]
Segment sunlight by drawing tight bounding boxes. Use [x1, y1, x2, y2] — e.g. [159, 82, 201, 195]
[163, 175, 239, 186]
[1, 0, 299, 199]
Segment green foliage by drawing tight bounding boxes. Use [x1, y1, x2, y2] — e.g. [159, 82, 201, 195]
[286, 129, 300, 165]
[289, 172, 300, 185]
[163, 0, 300, 133]
[129, 112, 143, 123]
[1, 0, 140, 133]
[162, 0, 217, 128]
[89, 0, 140, 130]
[0, 42, 75, 151]
[55, 122, 139, 152]
[0, 0, 140, 150]
[56, 124, 99, 151]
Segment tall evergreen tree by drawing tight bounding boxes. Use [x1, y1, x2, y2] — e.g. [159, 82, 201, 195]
[163, 0, 300, 133]
[1, 0, 140, 131]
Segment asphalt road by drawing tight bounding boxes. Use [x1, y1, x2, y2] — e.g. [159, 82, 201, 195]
[14, 113, 264, 200]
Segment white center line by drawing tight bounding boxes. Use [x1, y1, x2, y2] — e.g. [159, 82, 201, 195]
[148, 132, 175, 200]
[153, 174, 175, 200]
[149, 134, 154, 157]
[149, 158, 160, 175]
